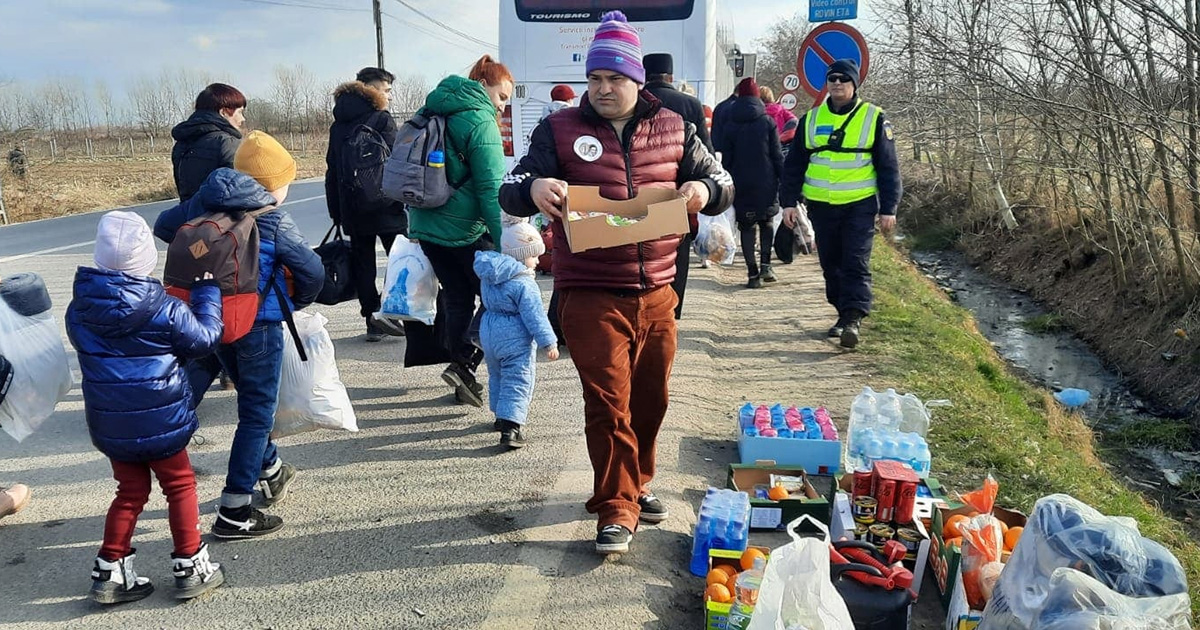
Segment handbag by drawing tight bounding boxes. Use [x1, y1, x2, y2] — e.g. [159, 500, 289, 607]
[314, 224, 357, 306]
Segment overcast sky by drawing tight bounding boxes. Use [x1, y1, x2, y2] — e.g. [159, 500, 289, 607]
[0, 0, 839, 96]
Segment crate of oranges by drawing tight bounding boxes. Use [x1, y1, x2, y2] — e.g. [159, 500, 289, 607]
[703, 546, 770, 630]
[929, 504, 1026, 606]
[727, 463, 836, 531]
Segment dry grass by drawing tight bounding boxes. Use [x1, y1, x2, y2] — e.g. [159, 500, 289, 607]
[1, 152, 327, 224]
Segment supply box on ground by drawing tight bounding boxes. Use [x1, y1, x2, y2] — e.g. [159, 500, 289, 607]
[738, 432, 841, 475]
[703, 546, 770, 630]
[930, 504, 1027, 606]
[561, 186, 688, 253]
[726, 463, 836, 531]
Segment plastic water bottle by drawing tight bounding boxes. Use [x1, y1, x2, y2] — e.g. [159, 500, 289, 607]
[896, 433, 917, 466]
[882, 436, 900, 462]
[727, 557, 766, 630]
[865, 437, 884, 468]
[738, 403, 755, 430]
[849, 387, 878, 461]
[878, 389, 903, 431]
[427, 150, 445, 168]
[913, 441, 932, 477]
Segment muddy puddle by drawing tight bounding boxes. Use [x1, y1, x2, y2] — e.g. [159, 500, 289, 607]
[911, 250, 1200, 509]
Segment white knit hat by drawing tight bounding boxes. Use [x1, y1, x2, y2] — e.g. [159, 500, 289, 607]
[501, 222, 546, 263]
[94, 211, 158, 277]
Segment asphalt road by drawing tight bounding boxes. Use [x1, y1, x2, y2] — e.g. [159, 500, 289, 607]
[0, 188, 947, 629]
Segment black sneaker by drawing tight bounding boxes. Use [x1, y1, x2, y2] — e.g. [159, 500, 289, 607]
[371, 315, 407, 338]
[828, 319, 845, 338]
[365, 318, 384, 343]
[89, 551, 155, 605]
[493, 419, 503, 431]
[212, 505, 284, 539]
[746, 276, 763, 289]
[761, 266, 778, 283]
[595, 524, 633, 554]
[258, 463, 296, 507]
[498, 420, 527, 449]
[442, 364, 483, 407]
[638, 494, 669, 524]
[172, 543, 225, 600]
[840, 316, 863, 349]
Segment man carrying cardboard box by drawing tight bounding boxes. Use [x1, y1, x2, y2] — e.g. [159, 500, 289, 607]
[499, 10, 734, 555]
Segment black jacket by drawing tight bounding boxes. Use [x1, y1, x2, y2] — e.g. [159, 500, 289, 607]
[325, 81, 408, 237]
[710, 95, 737, 154]
[644, 80, 712, 152]
[779, 97, 903, 215]
[719, 96, 783, 221]
[170, 110, 241, 202]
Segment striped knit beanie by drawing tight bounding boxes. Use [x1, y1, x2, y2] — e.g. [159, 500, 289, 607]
[586, 11, 645, 84]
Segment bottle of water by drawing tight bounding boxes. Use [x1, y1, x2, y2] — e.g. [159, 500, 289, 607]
[849, 387, 878, 463]
[913, 441, 932, 477]
[427, 150, 445, 169]
[878, 389, 903, 431]
[864, 437, 884, 469]
[727, 557, 766, 630]
[896, 432, 917, 467]
[739, 403, 755, 430]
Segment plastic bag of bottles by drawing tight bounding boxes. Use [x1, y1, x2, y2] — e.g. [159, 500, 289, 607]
[0, 280, 72, 442]
[696, 211, 737, 265]
[378, 238, 438, 326]
[747, 515, 855, 630]
[690, 488, 750, 576]
[844, 387, 949, 475]
[272, 311, 358, 439]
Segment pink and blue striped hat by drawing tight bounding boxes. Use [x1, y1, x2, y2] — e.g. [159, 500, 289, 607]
[586, 11, 645, 84]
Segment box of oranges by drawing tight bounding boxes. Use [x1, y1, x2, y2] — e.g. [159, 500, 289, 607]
[929, 504, 1026, 606]
[703, 546, 770, 630]
[727, 463, 836, 531]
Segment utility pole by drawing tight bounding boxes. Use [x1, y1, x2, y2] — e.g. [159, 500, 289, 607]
[373, 0, 385, 69]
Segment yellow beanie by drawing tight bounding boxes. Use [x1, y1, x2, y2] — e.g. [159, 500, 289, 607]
[234, 130, 296, 192]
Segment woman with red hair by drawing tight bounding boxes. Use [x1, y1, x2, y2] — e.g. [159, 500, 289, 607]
[171, 83, 247, 202]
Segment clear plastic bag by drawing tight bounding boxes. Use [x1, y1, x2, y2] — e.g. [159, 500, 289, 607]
[696, 210, 737, 266]
[272, 311, 358, 439]
[980, 494, 1191, 630]
[1031, 568, 1191, 630]
[378, 238, 438, 326]
[748, 515, 856, 630]
[0, 298, 71, 442]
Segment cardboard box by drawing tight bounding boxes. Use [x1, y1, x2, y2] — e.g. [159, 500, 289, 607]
[930, 505, 1026, 606]
[945, 570, 983, 630]
[738, 433, 841, 474]
[703, 546, 770, 630]
[726, 463, 836, 531]
[831, 492, 855, 542]
[561, 186, 688, 253]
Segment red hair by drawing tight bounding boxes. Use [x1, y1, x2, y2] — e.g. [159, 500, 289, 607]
[468, 55, 513, 86]
[194, 83, 246, 112]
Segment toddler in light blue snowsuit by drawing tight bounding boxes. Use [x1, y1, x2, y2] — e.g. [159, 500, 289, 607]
[474, 222, 559, 449]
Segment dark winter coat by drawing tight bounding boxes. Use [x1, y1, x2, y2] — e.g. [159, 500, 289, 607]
[325, 81, 409, 237]
[499, 91, 734, 291]
[719, 96, 784, 221]
[645, 80, 712, 152]
[67, 270, 222, 462]
[171, 110, 242, 202]
[153, 168, 325, 322]
[710, 95, 737, 154]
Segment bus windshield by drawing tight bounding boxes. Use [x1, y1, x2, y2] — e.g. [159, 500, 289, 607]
[515, 0, 695, 22]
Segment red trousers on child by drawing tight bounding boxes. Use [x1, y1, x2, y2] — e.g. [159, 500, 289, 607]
[100, 449, 201, 561]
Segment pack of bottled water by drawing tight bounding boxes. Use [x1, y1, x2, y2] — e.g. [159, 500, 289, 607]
[737, 403, 838, 441]
[689, 488, 751, 576]
[845, 387, 945, 476]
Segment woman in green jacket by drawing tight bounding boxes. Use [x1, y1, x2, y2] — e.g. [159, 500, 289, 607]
[411, 55, 512, 407]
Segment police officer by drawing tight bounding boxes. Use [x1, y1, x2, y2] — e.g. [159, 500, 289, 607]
[780, 59, 901, 349]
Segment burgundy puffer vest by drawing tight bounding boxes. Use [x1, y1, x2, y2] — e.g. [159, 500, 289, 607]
[547, 94, 686, 290]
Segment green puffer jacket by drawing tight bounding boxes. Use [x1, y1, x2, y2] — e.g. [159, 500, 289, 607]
[408, 76, 505, 248]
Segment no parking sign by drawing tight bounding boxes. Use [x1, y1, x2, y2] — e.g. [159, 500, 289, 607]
[796, 23, 870, 104]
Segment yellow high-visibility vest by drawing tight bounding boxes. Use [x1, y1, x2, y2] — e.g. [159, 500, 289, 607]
[802, 98, 882, 205]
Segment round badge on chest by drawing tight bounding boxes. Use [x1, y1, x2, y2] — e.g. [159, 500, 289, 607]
[573, 135, 603, 162]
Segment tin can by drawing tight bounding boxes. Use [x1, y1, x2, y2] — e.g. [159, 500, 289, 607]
[895, 481, 919, 524]
[896, 527, 922, 560]
[876, 479, 897, 523]
[868, 523, 895, 548]
[852, 496, 878, 524]
[852, 470, 874, 499]
[854, 522, 869, 540]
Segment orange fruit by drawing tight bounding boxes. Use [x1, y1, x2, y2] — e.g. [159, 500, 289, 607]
[1004, 526, 1023, 551]
[945, 536, 962, 550]
[740, 548, 767, 571]
[706, 583, 733, 604]
[997, 520, 1010, 534]
[725, 570, 740, 594]
[943, 514, 971, 540]
[767, 485, 790, 501]
[706, 567, 733, 587]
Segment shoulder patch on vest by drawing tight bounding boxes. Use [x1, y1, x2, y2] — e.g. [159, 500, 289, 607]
[883, 121, 894, 140]
[573, 135, 603, 162]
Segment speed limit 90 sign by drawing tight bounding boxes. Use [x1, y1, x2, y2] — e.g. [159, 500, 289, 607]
[783, 74, 801, 91]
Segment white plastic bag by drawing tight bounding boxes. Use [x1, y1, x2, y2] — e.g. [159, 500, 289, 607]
[378, 238, 438, 326]
[748, 515, 855, 630]
[0, 299, 71, 442]
[696, 210, 737, 266]
[272, 311, 358, 439]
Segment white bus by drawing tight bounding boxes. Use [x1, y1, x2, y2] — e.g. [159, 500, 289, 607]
[498, 0, 738, 162]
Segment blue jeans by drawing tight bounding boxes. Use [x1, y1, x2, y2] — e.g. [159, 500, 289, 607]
[187, 323, 284, 508]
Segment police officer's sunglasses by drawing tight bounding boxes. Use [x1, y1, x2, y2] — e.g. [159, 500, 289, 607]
[827, 75, 853, 84]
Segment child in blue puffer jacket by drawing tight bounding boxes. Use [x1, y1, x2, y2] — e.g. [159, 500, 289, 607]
[473, 222, 559, 448]
[66, 211, 226, 605]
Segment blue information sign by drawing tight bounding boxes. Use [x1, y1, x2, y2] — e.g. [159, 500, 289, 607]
[809, 0, 858, 22]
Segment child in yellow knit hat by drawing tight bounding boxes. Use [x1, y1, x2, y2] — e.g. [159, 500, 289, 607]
[234, 130, 297, 195]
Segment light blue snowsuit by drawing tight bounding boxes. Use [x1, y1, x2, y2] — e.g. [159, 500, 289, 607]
[473, 251, 557, 425]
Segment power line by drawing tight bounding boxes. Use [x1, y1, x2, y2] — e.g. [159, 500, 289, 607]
[388, 0, 497, 49]
[381, 11, 485, 51]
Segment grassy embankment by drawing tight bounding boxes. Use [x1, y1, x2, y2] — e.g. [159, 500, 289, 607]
[865, 240, 1200, 609]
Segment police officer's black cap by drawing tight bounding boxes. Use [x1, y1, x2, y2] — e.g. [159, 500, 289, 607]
[826, 59, 861, 89]
[643, 53, 674, 76]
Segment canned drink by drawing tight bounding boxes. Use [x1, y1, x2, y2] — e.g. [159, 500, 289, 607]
[852, 470, 874, 499]
[852, 496, 878, 524]
[868, 523, 895, 547]
[895, 481, 919, 524]
[896, 527, 922, 560]
[854, 522, 870, 540]
[876, 479, 898, 523]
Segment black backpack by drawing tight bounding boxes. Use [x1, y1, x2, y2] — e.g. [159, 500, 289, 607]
[338, 113, 392, 208]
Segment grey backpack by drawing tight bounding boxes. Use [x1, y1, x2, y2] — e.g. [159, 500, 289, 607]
[381, 111, 466, 209]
